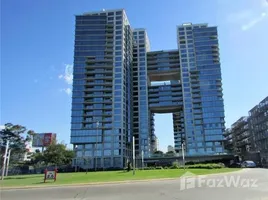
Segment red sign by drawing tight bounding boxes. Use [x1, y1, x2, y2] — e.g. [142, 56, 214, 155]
[32, 133, 56, 147]
[43, 133, 52, 146]
[44, 168, 57, 182]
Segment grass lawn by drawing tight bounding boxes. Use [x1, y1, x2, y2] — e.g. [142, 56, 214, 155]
[0, 168, 240, 188]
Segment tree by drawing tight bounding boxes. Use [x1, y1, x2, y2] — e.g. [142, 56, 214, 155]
[152, 150, 164, 157]
[28, 151, 45, 169]
[165, 151, 175, 157]
[42, 143, 74, 166]
[154, 150, 164, 155]
[0, 123, 35, 165]
[62, 149, 75, 165]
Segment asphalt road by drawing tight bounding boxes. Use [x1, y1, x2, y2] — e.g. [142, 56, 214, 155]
[1, 168, 268, 200]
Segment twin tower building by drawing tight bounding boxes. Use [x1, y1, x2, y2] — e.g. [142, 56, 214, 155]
[70, 9, 225, 169]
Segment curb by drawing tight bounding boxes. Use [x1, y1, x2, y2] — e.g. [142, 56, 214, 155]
[0, 169, 243, 190]
[0, 178, 178, 190]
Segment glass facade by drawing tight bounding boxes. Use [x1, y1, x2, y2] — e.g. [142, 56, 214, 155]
[71, 10, 226, 169]
[177, 23, 225, 155]
[133, 29, 151, 158]
[71, 9, 132, 169]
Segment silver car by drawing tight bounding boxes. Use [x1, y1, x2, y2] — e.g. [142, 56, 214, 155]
[241, 160, 256, 168]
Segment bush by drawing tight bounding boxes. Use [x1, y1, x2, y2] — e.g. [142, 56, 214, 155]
[143, 167, 154, 170]
[155, 166, 163, 170]
[217, 162, 226, 168]
[170, 161, 180, 169]
[185, 161, 195, 165]
[187, 163, 224, 169]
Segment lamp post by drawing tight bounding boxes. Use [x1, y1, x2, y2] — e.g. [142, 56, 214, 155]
[95, 121, 99, 171]
[1, 140, 9, 180]
[182, 140, 185, 170]
[141, 149, 144, 170]
[133, 136, 135, 175]
[5, 149, 11, 177]
[74, 145, 78, 172]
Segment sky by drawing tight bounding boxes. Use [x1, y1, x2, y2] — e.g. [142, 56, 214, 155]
[1, 0, 268, 152]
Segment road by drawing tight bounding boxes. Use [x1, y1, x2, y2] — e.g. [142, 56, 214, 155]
[1, 168, 268, 200]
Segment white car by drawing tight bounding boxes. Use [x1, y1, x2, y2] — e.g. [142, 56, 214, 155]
[241, 160, 256, 168]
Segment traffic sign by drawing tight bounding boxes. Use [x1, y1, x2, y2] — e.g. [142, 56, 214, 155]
[44, 169, 57, 182]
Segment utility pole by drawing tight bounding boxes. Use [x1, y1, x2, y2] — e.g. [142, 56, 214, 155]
[5, 149, 11, 177]
[133, 136, 135, 175]
[1, 140, 9, 180]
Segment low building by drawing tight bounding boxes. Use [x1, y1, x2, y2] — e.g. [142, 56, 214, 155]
[232, 117, 252, 156]
[249, 96, 268, 166]
[224, 96, 268, 166]
[167, 145, 174, 152]
[223, 128, 234, 154]
[156, 137, 159, 151]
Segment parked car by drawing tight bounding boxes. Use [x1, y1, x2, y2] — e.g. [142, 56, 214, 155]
[241, 160, 256, 168]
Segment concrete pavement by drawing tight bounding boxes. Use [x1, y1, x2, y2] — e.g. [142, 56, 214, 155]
[1, 168, 268, 200]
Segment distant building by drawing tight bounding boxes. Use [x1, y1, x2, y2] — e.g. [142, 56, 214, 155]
[224, 96, 268, 166]
[223, 128, 234, 154]
[249, 96, 268, 165]
[167, 145, 174, 152]
[225, 117, 252, 156]
[151, 135, 159, 152]
[12, 139, 35, 162]
[156, 137, 159, 151]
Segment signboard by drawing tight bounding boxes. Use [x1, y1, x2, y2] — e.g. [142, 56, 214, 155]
[32, 133, 56, 147]
[44, 169, 57, 182]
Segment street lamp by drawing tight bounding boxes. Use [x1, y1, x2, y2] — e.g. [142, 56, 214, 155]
[1, 140, 9, 180]
[181, 140, 185, 170]
[74, 145, 78, 172]
[95, 121, 99, 171]
[5, 149, 11, 177]
[141, 149, 144, 170]
[133, 136, 135, 175]
[141, 139, 146, 169]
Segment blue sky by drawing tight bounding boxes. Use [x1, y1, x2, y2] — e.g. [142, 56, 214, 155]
[1, 0, 268, 151]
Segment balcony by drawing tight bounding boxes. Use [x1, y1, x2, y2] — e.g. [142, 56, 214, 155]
[85, 82, 112, 86]
[191, 84, 200, 88]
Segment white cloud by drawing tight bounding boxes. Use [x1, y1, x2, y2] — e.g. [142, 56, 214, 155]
[60, 88, 72, 95]
[241, 0, 268, 31]
[58, 64, 73, 96]
[261, 0, 268, 8]
[0, 125, 5, 130]
[58, 64, 73, 85]
[227, 10, 253, 23]
[241, 12, 267, 31]
[227, 0, 268, 31]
